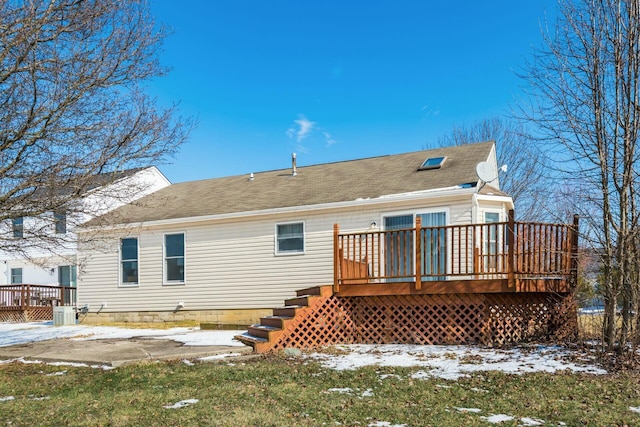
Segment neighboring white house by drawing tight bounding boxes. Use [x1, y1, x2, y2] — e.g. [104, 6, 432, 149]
[0, 167, 171, 289]
[76, 141, 514, 325]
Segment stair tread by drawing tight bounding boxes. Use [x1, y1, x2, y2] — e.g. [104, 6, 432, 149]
[234, 333, 267, 343]
[242, 285, 332, 353]
[260, 316, 293, 325]
[250, 324, 280, 331]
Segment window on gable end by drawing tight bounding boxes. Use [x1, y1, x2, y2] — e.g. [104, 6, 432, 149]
[12, 217, 23, 238]
[54, 211, 66, 234]
[10, 268, 22, 284]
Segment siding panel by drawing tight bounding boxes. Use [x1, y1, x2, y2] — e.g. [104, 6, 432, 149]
[78, 195, 507, 312]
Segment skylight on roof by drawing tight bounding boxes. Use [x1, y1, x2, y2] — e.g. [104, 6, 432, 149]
[418, 156, 446, 170]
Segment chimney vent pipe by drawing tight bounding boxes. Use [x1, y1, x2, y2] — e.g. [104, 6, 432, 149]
[292, 153, 297, 176]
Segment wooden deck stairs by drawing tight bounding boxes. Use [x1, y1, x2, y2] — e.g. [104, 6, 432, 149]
[235, 285, 334, 353]
[234, 282, 579, 353]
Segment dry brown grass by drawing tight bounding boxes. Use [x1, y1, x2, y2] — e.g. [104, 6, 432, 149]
[578, 313, 604, 339]
[577, 312, 627, 340]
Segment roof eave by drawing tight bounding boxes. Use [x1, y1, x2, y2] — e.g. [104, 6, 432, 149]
[78, 185, 479, 232]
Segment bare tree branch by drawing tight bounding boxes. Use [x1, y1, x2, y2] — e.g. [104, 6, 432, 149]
[433, 116, 548, 221]
[522, 0, 640, 350]
[0, 0, 193, 257]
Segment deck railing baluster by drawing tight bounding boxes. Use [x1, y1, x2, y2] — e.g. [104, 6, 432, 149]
[333, 217, 576, 292]
[415, 216, 422, 290]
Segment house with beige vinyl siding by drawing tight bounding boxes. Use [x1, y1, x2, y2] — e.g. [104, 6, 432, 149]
[76, 141, 518, 326]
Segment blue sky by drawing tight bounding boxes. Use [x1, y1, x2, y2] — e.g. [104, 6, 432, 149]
[148, 1, 554, 183]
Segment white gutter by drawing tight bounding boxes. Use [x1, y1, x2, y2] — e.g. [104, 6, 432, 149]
[79, 185, 487, 233]
[475, 193, 515, 210]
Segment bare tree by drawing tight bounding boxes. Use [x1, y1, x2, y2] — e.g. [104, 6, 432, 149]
[523, 0, 640, 350]
[435, 117, 548, 221]
[0, 0, 191, 256]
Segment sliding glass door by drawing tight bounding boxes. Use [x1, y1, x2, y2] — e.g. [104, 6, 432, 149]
[418, 212, 447, 280]
[384, 211, 447, 282]
[384, 215, 413, 281]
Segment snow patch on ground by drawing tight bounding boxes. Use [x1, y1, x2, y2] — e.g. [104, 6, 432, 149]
[306, 344, 607, 376]
[0, 322, 609, 381]
[482, 414, 514, 423]
[519, 417, 545, 426]
[455, 407, 482, 413]
[198, 352, 244, 361]
[163, 398, 199, 409]
[0, 321, 245, 348]
[325, 387, 373, 398]
[1, 357, 114, 370]
[378, 373, 402, 380]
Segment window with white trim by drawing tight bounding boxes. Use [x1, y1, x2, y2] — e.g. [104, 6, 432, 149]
[276, 222, 304, 254]
[164, 233, 185, 283]
[54, 211, 66, 234]
[12, 217, 23, 238]
[10, 268, 22, 284]
[120, 238, 138, 285]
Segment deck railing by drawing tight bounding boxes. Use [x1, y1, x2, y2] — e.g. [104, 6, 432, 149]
[334, 210, 579, 292]
[0, 284, 76, 310]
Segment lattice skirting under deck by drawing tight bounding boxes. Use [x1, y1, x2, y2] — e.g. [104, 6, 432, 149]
[269, 293, 577, 350]
[0, 307, 53, 323]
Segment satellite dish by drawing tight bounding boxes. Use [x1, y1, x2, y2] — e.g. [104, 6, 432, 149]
[476, 161, 497, 183]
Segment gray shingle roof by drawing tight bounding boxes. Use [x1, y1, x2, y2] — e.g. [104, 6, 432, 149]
[29, 167, 148, 200]
[92, 141, 496, 225]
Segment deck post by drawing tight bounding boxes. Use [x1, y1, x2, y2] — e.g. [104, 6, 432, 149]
[569, 214, 580, 290]
[507, 209, 515, 290]
[333, 224, 340, 293]
[415, 216, 422, 290]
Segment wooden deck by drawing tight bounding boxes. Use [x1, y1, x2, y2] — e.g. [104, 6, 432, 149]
[238, 211, 580, 352]
[334, 210, 579, 297]
[0, 284, 77, 322]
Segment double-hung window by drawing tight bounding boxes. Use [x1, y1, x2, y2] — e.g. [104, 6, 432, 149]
[54, 211, 66, 234]
[120, 238, 138, 286]
[164, 233, 185, 284]
[10, 268, 22, 284]
[276, 222, 304, 255]
[12, 217, 23, 238]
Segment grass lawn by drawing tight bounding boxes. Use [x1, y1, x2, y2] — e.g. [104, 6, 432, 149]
[1, 352, 639, 426]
